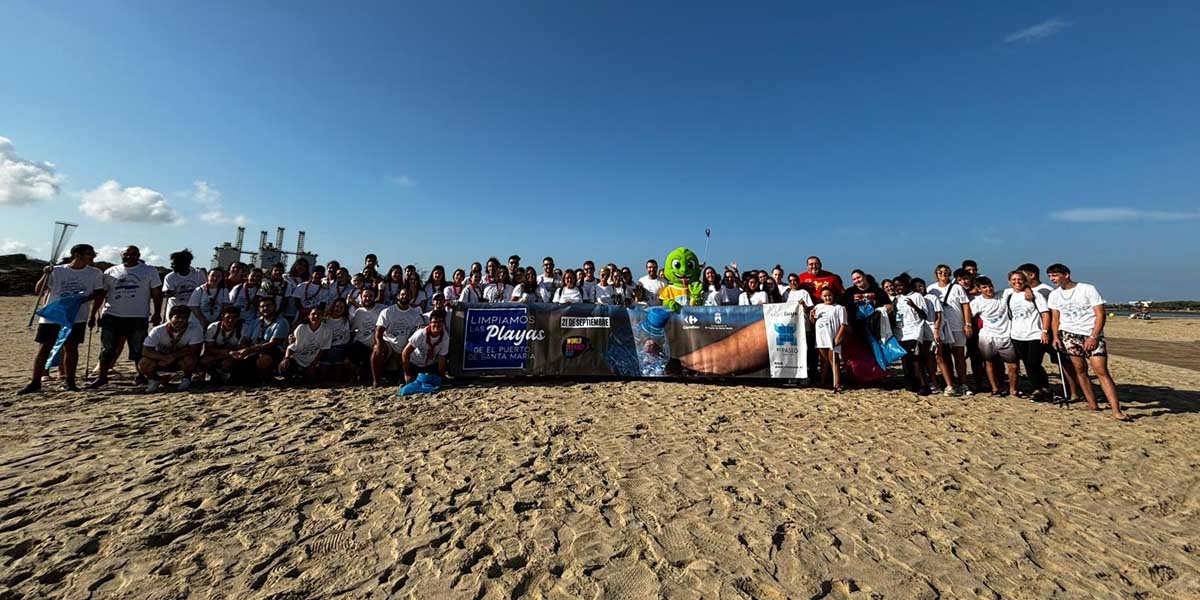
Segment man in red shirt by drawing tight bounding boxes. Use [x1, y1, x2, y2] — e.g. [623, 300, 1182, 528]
[798, 256, 845, 299]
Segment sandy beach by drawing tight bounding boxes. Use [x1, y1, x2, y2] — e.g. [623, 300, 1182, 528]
[1, 296, 1197, 599]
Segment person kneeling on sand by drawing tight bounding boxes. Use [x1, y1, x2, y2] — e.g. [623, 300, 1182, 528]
[402, 309, 449, 384]
[200, 305, 245, 384]
[139, 305, 203, 392]
[371, 288, 424, 386]
[280, 304, 332, 384]
[1047, 264, 1128, 421]
[231, 296, 290, 383]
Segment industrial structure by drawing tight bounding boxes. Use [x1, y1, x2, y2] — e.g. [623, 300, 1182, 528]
[211, 226, 318, 271]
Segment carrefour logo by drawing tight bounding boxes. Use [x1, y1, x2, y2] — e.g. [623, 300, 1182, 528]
[683, 314, 698, 325]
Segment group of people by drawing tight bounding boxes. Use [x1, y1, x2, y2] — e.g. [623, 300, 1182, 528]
[18, 245, 1127, 420]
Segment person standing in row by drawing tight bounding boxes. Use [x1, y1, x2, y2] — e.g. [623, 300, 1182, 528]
[162, 249, 205, 314]
[1006, 270, 1052, 401]
[638, 259, 666, 307]
[1047, 264, 1127, 420]
[90, 245, 162, 389]
[20, 244, 106, 394]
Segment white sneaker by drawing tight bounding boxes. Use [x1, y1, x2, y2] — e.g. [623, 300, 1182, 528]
[943, 386, 960, 397]
[178, 377, 192, 392]
[146, 380, 163, 393]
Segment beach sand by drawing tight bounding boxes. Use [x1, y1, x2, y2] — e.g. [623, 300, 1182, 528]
[1, 296, 1197, 599]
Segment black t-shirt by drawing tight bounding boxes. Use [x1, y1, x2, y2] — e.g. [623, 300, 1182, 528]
[841, 284, 889, 312]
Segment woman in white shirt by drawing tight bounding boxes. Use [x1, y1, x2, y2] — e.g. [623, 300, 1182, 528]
[607, 269, 630, 307]
[319, 297, 354, 382]
[511, 268, 544, 303]
[424, 265, 448, 303]
[1006, 271, 1052, 400]
[892, 276, 929, 394]
[738, 277, 767, 306]
[458, 271, 486, 304]
[188, 267, 228, 328]
[484, 266, 513, 303]
[444, 269, 467, 306]
[378, 265, 404, 306]
[553, 270, 584, 304]
[404, 272, 428, 312]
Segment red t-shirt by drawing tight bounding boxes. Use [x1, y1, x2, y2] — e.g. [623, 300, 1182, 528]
[798, 271, 845, 299]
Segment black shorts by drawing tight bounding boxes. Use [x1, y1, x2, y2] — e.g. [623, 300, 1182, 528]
[35, 323, 86, 345]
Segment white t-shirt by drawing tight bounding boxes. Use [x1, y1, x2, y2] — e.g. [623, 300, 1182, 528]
[457, 284, 485, 304]
[406, 326, 450, 368]
[927, 282, 970, 332]
[145, 322, 204, 354]
[638, 275, 667, 307]
[262, 278, 294, 311]
[1007, 291, 1050, 341]
[205, 322, 244, 350]
[738, 291, 768, 306]
[288, 322, 332, 367]
[813, 303, 847, 349]
[579, 280, 599, 302]
[377, 305, 424, 352]
[595, 284, 624, 305]
[553, 286, 584, 304]
[484, 283, 513, 303]
[924, 293, 948, 339]
[349, 304, 384, 348]
[894, 291, 928, 341]
[41, 264, 105, 324]
[163, 269, 207, 313]
[378, 281, 403, 305]
[782, 287, 814, 308]
[324, 317, 352, 346]
[969, 296, 1011, 339]
[228, 283, 263, 323]
[511, 288, 542, 303]
[102, 263, 162, 318]
[1048, 283, 1105, 337]
[292, 282, 335, 311]
[188, 285, 229, 324]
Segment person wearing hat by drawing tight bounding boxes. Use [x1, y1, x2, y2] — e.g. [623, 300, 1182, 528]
[424, 292, 448, 325]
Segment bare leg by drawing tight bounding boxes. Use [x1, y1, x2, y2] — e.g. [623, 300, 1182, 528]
[935, 345, 955, 388]
[63, 342, 80, 383]
[1089, 356, 1127, 420]
[1006, 363, 1020, 396]
[830, 351, 842, 390]
[1069, 356, 1100, 410]
[31, 343, 53, 383]
[984, 360, 1000, 393]
[818, 349, 832, 387]
[370, 347, 387, 386]
[952, 346, 967, 387]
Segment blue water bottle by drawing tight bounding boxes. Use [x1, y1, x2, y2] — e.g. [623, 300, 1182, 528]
[633, 307, 672, 377]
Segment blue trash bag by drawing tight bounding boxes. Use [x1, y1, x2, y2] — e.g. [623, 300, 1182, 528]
[867, 331, 908, 370]
[856, 303, 875, 320]
[36, 292, 86, 370]
[397, 372, 443, 396]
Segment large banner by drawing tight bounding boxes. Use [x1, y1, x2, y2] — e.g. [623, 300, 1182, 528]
[449, 303, 806, 379]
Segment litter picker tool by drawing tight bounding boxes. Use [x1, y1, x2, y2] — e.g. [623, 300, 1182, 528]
[702, 228, 711, 266]
[27, 221, 78, 327]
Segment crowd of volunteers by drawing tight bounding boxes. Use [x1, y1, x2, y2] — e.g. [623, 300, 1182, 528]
[19, 244, 1127, 420]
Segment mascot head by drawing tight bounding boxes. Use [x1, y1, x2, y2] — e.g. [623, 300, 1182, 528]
[663, 247, 701, 285]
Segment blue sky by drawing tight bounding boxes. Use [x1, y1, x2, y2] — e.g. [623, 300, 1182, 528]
[2, 1, 1198, 300]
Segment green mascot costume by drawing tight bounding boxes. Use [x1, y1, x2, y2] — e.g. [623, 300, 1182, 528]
[658, 247, 705, 312]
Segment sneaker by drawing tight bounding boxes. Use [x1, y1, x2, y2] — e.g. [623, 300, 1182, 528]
[17, 382, 42, 395]
[146, 380, 163, 393]
[63, 379, 80, 392]
[134, 373, 148, 385]
[957, 385, 973, 396]
[943, 386, 960, 397]
[85, 377, 108, 390]
[178, 377, 192, 392]
[917, 387, 931, 397]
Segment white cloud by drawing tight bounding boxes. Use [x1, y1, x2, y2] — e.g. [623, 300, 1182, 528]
[389, 175, 416, 187]
[1005, 18, 1070, 44]
[1050, 207, 1200, 223]
[79, 180, 182, 224]
[1, 238, 41, 256]
[0, 136, 63, 206]
[188, 180, 248, 226]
